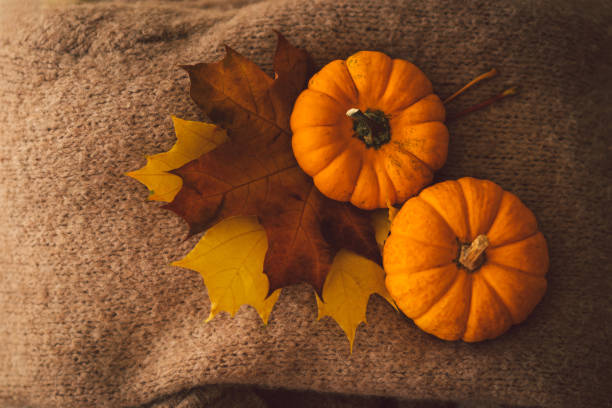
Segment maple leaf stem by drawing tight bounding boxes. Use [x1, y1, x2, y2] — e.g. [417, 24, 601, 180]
[447, 87, 518, 122]
[443, 68, 498, 105]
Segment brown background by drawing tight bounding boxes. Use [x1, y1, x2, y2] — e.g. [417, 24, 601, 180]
[0, 0, 610, 407]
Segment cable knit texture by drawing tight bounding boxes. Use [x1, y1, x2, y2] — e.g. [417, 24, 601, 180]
[0, 0, 610, 407]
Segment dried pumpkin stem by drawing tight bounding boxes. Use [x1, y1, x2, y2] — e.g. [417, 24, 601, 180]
[443, 68, 499, 105]
[347, 108, 391, 149]
[459, 234, 489, 272]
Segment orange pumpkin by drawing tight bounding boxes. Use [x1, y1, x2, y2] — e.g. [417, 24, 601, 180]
[290, 51, 449, 209]
[383, 177, 548, 342]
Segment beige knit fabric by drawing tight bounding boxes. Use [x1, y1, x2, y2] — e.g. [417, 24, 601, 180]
[1, 0, 610, 407]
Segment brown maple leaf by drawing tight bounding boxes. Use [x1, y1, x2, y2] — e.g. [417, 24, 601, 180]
[165, 32, 380, 295]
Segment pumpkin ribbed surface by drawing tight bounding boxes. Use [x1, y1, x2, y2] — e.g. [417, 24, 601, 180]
[383, 177, 548, 342]
[290, 51, 448, 209]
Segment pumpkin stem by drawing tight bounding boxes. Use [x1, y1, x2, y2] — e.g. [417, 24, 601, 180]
[443, 68, 498, 105]
[459, 234, 489, 272]
[447, 87, 518, 122]
[347, 108, 391, 149]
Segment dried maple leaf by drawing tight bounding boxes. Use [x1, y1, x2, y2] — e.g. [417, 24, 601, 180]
[172, 216, 280, 324]
[316, 250, 397, 352]
[126, 116, 228, 202]
[165, 33, 380, 296]
[184, 31, 313, 147]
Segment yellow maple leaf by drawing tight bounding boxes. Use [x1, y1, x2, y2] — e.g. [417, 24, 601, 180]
[125, 116, 228, 202]
[172, 216, 280, 324]
[316, 250, 397, 353]
[371, 205, 398, 251]
[371, 210, 391, 251]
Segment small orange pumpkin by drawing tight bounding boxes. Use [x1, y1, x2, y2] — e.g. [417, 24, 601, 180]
[383, 177, 548, 342]
[290, 51, 449, 209]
